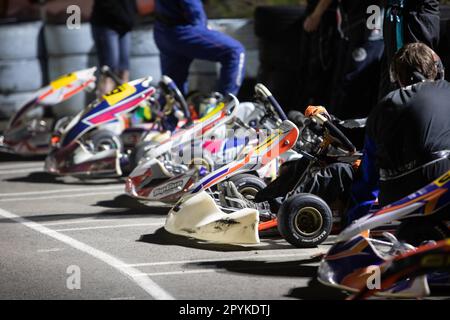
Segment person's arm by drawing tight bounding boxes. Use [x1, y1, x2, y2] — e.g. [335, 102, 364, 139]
[303, 0, 333, 33]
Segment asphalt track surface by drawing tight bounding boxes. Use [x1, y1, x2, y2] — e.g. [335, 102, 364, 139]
[0, 153, 354, 301]
[2, 154, 450, 301]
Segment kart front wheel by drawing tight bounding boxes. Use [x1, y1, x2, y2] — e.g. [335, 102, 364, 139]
[278, 193, 332, 248]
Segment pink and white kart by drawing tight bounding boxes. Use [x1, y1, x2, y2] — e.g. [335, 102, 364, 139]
[125, 84, 299, 203]
[0, 68, 97, 156]
[44, 77, 155, 178]
[318, 170, 450, 298]
[125, 93, 241, 200]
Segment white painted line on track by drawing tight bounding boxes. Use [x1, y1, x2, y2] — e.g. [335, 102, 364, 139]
[0, 191, 124, 202]
[126, 252, 315, 268]
[0, 168, 42, 175]
[37, 248, 64, 253]
[135, 269, 217, 277]
[53, 222, 164, 232]
[0, 207, 174, 300]
[0, 185, 123, 197]
[0, 163, 42, 170]
[42, 218, 145, 227]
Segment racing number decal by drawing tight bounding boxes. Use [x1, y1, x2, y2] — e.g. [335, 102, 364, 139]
[103, 83, 137, 106]
[50, 73, 78, 90]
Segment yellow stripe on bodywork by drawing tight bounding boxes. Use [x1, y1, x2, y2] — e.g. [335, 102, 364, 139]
[51, 73, 78, 90]
[254, 131, 280, 154]
[199, 102, 225, 122]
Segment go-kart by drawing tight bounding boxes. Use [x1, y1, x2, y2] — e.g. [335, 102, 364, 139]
[164, 118, 300, 245]
[125, 84, 298, 203]
[318, 170, 450, 298]
[44, 77, 156, 177]
[349, 238, 450, 300]
[117, 75, 194, 174]
[162, 104, 361, 247]
[0, 68, 97, 156]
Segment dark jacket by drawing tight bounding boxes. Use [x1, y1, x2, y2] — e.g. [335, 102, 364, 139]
[91, 0, 137, 35]
[367, 80, 450, 204]
[383, 0, 440, 63]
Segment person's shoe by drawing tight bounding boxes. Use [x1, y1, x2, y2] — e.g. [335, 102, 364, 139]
[218, 181, 273, 221]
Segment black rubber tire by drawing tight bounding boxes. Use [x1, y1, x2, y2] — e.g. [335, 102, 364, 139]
[278, 193, 333, 248]
[396, 218, 450, 247]
[229, 173, 267, 201]
[91, 130, 123, 153]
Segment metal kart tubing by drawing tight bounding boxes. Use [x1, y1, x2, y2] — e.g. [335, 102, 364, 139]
[159, 75, 192, 125]
[254, 84, 288, 121]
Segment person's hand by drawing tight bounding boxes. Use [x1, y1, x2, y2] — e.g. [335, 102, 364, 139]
[303, 13, 322, 33]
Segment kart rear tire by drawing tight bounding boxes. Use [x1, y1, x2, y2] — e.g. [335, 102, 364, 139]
[278, 193, 332, 248]
[229, 174, 267, 201]
[91, 130, 123, 153]
[396, 218, 450, 247]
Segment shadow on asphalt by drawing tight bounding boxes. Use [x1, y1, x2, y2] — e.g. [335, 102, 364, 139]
[139, 228, 258, 252]
[138, 227, 319, 252]
[95, 195, 170, 216]
[287, 278, 348, 300]
[0, 211, 158, 225]
[0, 153, 46, 162]
[191, 257, 320, 277]
[0, 201, 169, 224]
[5, 172, 124, 185]
[188, 256, 347, 300]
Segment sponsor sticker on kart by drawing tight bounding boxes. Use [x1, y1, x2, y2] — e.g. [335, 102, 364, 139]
[103, 83, 137, 106]
[151, 176, 191, 199]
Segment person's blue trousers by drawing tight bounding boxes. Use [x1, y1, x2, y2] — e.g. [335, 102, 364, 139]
[91, 25, 131, 73]
[154, 24, 246, 95]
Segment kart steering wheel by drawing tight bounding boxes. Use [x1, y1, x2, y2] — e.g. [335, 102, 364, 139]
[159, 76, 193, 128]
[323, 120, 357, 154]
[254, 84, 288, 122]
[305, 106, 356, 154]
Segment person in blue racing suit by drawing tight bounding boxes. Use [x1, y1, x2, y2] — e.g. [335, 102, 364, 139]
[153, 0, 246, 96]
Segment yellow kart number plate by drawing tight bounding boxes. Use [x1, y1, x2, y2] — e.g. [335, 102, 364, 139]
[50, 73, 78, 90]
[103, 83, 137, 105]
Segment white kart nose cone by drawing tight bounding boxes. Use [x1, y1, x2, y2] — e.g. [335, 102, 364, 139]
[165, 191, 260, 245]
